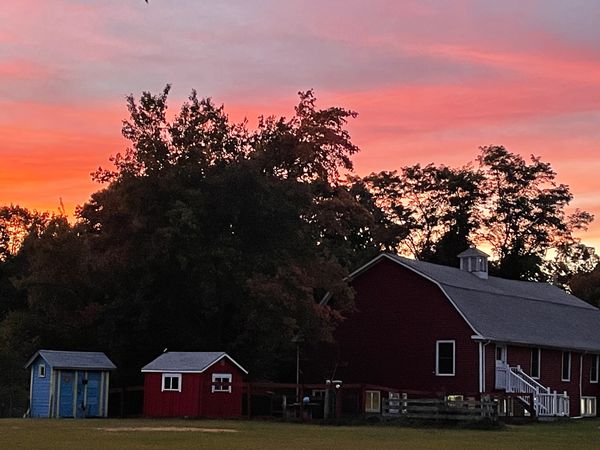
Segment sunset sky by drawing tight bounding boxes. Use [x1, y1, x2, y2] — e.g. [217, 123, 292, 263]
[2, 1, 600, 249]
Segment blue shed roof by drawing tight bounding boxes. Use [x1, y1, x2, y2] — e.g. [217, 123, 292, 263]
[141, 352, 248, 374]
[25, 350, 116, 370]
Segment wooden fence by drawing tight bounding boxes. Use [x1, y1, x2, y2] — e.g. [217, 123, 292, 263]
[381, 394, 497, 422]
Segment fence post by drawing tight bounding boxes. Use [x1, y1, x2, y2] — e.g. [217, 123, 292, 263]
[402, 393, 407, 415]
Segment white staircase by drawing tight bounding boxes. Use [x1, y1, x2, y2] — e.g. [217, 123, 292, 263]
[495, 362, 569, 417]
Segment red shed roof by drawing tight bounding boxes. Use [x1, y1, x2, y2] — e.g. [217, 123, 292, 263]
[141, 351, 248, 374]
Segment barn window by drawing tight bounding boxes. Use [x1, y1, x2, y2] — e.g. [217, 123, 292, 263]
[38, 364, 46, 378]
[436, 341, 455, 376]
[531, 348, 540, 379]
[365, 390, 381, 413]
[591, 355, 599, 383]
[161, 373, 182, 392]
[212, 373, 232, 393]
[580, 397, 596, 417]
[561, 352, 571, 382]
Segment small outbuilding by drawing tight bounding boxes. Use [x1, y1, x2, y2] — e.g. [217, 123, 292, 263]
[141, 351, 248, 418]
[25, 350, 116, 418]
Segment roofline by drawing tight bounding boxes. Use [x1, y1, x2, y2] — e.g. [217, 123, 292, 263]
[321, 253, 483, 338]
[471, 335, 600, 354]
[141, 370, 207, 374]
[24, 350, 43, 369]
[24, 350, 116, 370]
[141, 353, 249, 375]
[319, 254, 388, 305]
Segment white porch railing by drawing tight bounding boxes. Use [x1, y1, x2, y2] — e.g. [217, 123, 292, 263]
[495, 362, 569, 417]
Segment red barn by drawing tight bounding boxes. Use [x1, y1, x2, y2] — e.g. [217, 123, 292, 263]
[318, 249, 600, 418]
[141, 352, 248, 418]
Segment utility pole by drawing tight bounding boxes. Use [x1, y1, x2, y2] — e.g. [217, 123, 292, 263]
[291, 333, 304, 402]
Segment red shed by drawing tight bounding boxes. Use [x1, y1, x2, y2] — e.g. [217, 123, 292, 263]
[141, 351, 248, 418]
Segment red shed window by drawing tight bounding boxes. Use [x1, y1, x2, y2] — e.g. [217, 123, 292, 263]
[162, 373, 182, 392]
[212, 373, 232, 393]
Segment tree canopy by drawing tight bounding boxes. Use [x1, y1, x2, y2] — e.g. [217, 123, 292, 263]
[0, 87, 595, 416]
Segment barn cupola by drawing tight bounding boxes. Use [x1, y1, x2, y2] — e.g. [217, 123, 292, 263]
[457, 247, 489, 280]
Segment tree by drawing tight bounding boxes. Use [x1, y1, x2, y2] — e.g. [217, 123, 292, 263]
[547, 243, 598, 289]
[78, 87, 372, 382]
[362, 164, 484, 264]
[569, 260, 600, 308]
[477, 145, 593, 280]
[0, 205, 50, 261]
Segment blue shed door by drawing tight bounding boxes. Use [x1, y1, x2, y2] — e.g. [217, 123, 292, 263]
[85, 372, 101, 417]
[59, 371, 75, 417]
[75, 371, 86, 418]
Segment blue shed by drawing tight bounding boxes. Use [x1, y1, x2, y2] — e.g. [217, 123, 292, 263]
[25, 350, 116, 418]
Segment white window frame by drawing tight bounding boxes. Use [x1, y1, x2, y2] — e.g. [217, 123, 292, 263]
[311, 389, 326, 398]
[365, 390, 381, 413]
[211, 373, 232, 393]
[591, 354, 599, 384]
[495, 345, 507, 363]
[561, 352, 571, 382]
[38, 363, 46, 378]
[580, 396, 596, 417]
[436, 340, 455, 376]
[161, 373, 182, 392]
[531, 348, 541, 379]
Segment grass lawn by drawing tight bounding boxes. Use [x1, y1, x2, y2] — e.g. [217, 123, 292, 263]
[0, 418, 599, 449]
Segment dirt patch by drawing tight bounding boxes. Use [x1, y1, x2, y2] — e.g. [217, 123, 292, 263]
[99, 427, 238, 433]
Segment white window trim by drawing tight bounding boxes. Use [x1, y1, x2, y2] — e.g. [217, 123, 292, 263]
[531, 348, 541, 380]
[161, 373, 182, 392]
[580, 396, 596, 417]
[311, 389, 326, 398]
[495, 345, 507, 363]
[38, 363, 46, 378]
[591, 354, 599, 384]
[211, 373, 232, 393]
[365, 390, 381, 413]
[561, 352, 571, 382]
[436, 340, 455, 376]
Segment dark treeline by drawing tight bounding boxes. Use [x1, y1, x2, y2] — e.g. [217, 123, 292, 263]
[0, 87, 596, 415]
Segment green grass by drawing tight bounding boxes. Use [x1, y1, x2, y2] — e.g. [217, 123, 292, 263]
[0, 418, 599, 449]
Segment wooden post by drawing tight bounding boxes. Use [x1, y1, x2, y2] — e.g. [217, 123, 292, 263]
[324, 385, 330, 420]
[246, 383, 252, 419]
[282, 394, 287, 421]
[120, 385, 125, 418]
[295, 343, 300, 402]
[335, 388, 342, 419]
[360, 384, 365, 416]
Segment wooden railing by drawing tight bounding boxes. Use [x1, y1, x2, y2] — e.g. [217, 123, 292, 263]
[495, 362, 569, 417]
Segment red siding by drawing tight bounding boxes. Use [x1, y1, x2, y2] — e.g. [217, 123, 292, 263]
[199, 358, 244, 418]
[143, 358, 244, 418]
[485, 344, 600, 416]
[328, 258, 479, 394]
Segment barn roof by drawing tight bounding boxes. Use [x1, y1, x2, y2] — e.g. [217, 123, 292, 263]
[25, 350, 116, 370]
[343, 253, 600, 352]
[141, 352, 248, 374]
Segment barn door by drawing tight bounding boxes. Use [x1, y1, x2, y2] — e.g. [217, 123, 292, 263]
[59, 371, 74, 417]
